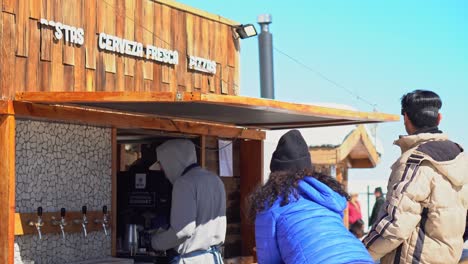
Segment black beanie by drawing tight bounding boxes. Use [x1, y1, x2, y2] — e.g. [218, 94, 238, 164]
[270, 130, 313, 172]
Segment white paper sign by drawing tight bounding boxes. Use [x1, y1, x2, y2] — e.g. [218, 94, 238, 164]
[218, 140, 233, 177]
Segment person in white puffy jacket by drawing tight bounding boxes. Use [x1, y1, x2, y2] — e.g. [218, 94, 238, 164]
[150, 139, 226, 264]
[363, 90, 468, 264]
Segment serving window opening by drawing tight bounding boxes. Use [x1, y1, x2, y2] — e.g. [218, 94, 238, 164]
[114, 129, 243, 262]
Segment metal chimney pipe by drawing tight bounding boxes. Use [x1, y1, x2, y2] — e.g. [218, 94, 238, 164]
[258, 14, 275, 99]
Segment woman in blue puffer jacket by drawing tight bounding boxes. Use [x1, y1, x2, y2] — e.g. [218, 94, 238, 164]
[249, 130, 374, 264]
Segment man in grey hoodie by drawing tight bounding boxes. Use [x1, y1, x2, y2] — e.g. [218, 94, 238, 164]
[150, 139, 226, 264]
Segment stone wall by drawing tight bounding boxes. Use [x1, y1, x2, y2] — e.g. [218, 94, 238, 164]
[14, 120, 112, 264]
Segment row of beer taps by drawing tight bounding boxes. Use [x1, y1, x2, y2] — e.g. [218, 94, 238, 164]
[28, 205, 110, 240]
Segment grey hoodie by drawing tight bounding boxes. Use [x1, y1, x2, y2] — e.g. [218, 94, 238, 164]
[151, 140, 226, 264]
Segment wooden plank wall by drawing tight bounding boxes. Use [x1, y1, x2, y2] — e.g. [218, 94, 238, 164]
[0, 0, 240, 98]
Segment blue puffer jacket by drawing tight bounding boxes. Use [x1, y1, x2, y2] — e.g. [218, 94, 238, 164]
[255, 176, 374, 264]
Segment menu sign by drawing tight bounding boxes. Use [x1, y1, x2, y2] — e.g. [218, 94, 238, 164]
[40, 18, 84, 46]
[39, 18, 215, 70]
[188, 55, 217, 74]
[98, 33, 179, 65]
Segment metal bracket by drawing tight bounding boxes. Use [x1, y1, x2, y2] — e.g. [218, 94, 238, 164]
[176, 92, 183, 101]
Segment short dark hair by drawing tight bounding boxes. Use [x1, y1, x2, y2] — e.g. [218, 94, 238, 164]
[401, 90, 442, 129]
[374, 187, 383, 195]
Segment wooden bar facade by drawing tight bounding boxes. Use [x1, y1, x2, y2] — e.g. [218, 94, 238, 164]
[0, 0, 240, 98]
[0, 1, 399, 263]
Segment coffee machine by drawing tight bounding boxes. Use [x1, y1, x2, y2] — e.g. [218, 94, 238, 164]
[117, 144, 172, 262]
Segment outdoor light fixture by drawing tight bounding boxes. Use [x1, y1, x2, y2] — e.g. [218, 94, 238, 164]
[235, 24, 258, 39]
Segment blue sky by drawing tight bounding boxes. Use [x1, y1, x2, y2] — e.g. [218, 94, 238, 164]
[179, 1, 468, 191]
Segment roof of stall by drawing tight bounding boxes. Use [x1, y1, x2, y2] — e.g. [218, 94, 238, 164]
[14, 92, 399, 130]
[152, 0, 239, 26]
[264, 124, 381, 172]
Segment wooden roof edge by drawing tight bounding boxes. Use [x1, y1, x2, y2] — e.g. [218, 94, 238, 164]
[14, 91, 400, 123]
[308, 125, 381, 168]
[199, 93, 400, 123]
[14, 91, 177, 103]
[337, 127, 362, 161]
[8, 100, 265, 141]
[338, 125, 380, 167]
[152, 0, 240, 26]
[357, 125, 380, 166]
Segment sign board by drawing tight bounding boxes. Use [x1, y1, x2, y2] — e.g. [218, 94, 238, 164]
[38, 18, 217, 68]
[98, 33, 179, 65]
[188, 56, 217, 74]
[40, 19, 84, 46]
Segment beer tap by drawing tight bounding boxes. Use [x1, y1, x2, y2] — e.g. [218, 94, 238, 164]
[28, 207, 44, 240]
[73, 206, 88, 238]
[52, 208, 67, 240]
[94, 205, 109, 236]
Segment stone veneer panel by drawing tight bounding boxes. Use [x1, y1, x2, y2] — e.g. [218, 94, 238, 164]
[14, 120, 112, 264]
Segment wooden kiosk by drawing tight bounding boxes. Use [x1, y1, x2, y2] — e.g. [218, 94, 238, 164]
[310, 125, 381, 187]
[0, 1, 399, 263]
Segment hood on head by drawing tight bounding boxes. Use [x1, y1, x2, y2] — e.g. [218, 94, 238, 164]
[297, 176, 347, 215]
[150, 139, 197, 184]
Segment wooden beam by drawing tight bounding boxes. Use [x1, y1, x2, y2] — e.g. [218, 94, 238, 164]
[198, 93, 400, 122]
[309, 148, 338, 165]
[244, 120, 361, 128]
[14, 92, 400, 124]
[200, 135, 206, 168]
[0, 100, 13, 115]
[240, 139, 263, 257]
[343, 167, 349, 228]
[14, 211, 112, 236]
[15, 91, 177, 102]
[11, 101, 265, 140]
[0, 101, 8, 114]
[350, 159, 374, 169]
[336, 165, 344, 183]
[111, 128, 117, 257]
[0, 115, 15, 264]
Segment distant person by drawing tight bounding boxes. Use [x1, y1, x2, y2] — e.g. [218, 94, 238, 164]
[363, 90, 468, 264]
[250, 130, 373, 264]
[348, 193, 363, 226]
[368, 187, 385, 227]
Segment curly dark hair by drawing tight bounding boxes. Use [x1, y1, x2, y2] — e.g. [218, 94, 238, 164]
[248, 168, 349, 220]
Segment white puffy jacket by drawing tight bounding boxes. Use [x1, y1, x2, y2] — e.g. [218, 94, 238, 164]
[363, 132, 468, 264]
